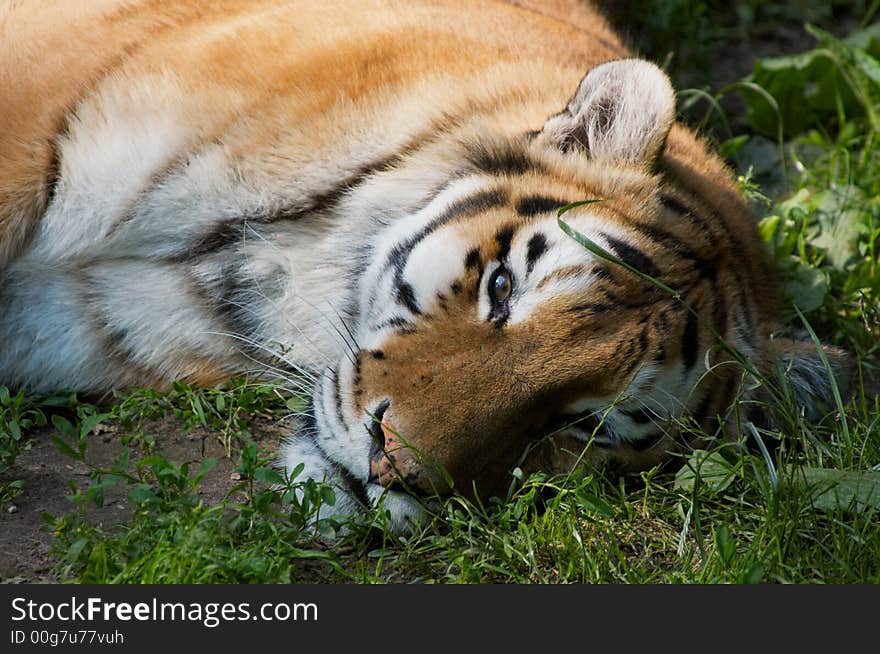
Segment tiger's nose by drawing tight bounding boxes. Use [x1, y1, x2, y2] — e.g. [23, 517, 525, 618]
[366, 403, 436, 494]
[368, 427, 418, 489]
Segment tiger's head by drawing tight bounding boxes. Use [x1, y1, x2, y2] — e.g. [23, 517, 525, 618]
[293, 60, 851, 526]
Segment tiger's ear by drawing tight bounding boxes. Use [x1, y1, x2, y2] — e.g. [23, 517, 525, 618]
[539, 59, 675, 168]
[763, 336, 854, 422]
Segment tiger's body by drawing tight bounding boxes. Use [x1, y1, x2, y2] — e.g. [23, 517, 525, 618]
[0, 0, 847, 530]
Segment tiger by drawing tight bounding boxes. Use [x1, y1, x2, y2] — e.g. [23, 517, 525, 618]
[0, 0, 852, 532]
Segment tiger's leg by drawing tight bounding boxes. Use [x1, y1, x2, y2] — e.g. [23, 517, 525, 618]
[0, 254, 247, 393]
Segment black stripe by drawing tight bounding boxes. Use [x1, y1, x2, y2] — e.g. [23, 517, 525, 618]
[516, 196, 567, 217]
[731, 270, 755, 334]
[352, 351, 362, 387]
[603, 235, 661, 278]
[629, 431, 666, 452]
[45, 152, 61, 207]
[268, 151, 402, 222]
[299, 399, 318, 433]
[659, 194, 692, 217]
[45, 119, 70, 208]
[712, 293, 729, 337]
[694, 258, 718, 282]
[464, 247, 482, 270]
[396, 282, 421, 315]
[593, 267, 613, 281]
[373, 316, 413, 331]
[195, 265, 305, 374]
[168, 221, 249, 263]
[631, 223, 692, 255]
[558, 130, 578, 154]
[616, 335, 639, 375]
[622, 408, 654, 424]
[337, 464, 370, 507]
[653, 309, 672, 363]
[332, 368, 349, 432]
[387, 189, 508, 311]
[207, 280, 301, 372]
[682, 311, 699, 370]
[654, 309, 670, 335]
[387, 189, 506, 272]
[667, 190, 752, 284]
[659, 193, 719, 244]
[525, 233, 548, 274]
[691, 390, 716, 435]
[257, 99, 501, 225]
[636, 218, 718, 283]
[600, 289, 651, 310]
[211, 263, 259, 343]
[75, 270, 165, 385]
[620, 325, 651, 378]
[495, 225, 516, 261]
[266, 124, 459, 224]
[305, 426, 370, 508]
[463, 140, 540, 176]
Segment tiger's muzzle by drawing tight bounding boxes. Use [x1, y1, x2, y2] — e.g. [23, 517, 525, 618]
[366, 400, 452, 496]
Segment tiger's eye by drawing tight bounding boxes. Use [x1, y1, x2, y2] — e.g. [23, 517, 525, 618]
[491, 269, 512, 303]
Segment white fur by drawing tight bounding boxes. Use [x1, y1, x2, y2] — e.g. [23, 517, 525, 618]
[405, 230, 471, 314]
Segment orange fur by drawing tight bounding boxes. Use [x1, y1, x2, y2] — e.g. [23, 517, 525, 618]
[0, 0, 627, 269]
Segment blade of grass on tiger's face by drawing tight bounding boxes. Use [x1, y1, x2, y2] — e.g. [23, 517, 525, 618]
[556, 203, 682, 300]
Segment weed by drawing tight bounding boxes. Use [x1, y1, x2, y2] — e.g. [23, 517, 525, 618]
[0, 387, 47, 506]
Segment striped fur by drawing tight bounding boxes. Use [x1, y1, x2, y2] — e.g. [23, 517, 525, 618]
[0, 0, 849, 531]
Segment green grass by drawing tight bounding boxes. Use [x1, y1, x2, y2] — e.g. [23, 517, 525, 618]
[4, 1, 879, 584]
[37, 384, 880, 583]
[46, 435, 341, 584]
[0, 388, 48, 507]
